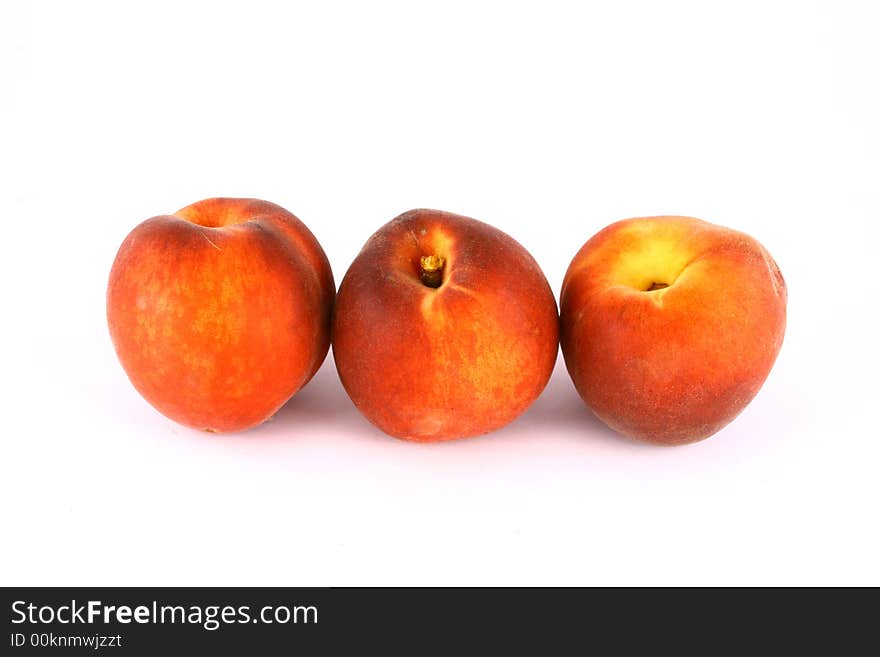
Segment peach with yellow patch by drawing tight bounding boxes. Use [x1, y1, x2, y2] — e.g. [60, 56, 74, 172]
[332, 209, 559, 441]
[560, 216, 786, 445]
[107, 198, 334, 432]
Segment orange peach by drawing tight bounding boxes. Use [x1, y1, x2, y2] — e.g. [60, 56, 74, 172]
[560, 216, 786, 445]
[332, 209, 559, 441]
[107, 198, 334, 432]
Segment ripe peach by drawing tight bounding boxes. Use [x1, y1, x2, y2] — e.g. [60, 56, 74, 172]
[560, 216, 786, 445]
[107, 198, 334, 432]
[332, 209, 559, 441]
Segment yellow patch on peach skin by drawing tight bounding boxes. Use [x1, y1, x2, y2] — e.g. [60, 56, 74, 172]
[414, 227, 458, 318]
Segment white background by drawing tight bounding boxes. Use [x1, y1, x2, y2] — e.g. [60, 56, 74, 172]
[1, 0, 878, 586]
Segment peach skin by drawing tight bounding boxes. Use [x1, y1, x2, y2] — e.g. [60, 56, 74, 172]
[560, 216, 786, 445]
[332, 209, 559, 441]
[107, 197, 334, 432]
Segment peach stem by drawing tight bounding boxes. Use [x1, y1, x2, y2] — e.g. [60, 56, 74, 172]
[647, 282, 669, 291]
[420, 255, 446, 288]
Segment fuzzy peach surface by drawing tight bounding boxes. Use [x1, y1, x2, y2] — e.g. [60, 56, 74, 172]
[332, 209, 559, 441]
[107, 198, 334, 432]
[560, 216, 787, 445]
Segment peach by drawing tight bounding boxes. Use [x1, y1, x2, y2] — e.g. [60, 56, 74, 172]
[332, 209, 559, 441]
[107, 197, 334, 432]
[560, 216, 786, 445]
